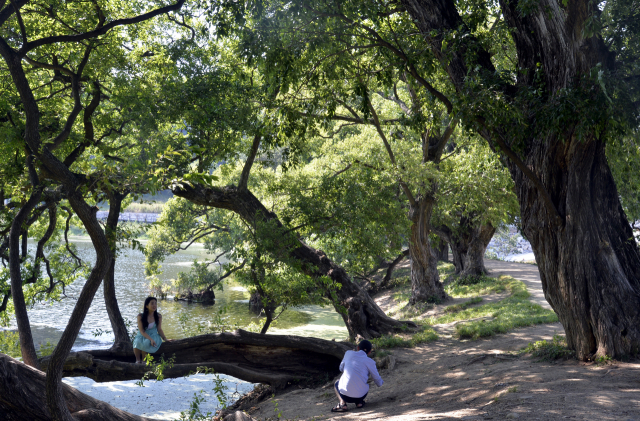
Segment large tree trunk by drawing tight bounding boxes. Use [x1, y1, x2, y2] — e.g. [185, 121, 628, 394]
[104, 192, 132, 352]
[408, 199, 446, 304]
[513, 138, 640, 359]
[38, 329, 351, 389]
[401, 0, 640, 359]
[0, 353, 160, 421]
[436, 220, 495, 277]
[171, 184, 416, 339]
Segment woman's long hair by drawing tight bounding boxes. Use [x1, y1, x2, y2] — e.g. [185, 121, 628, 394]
[141, 296, 159, 330]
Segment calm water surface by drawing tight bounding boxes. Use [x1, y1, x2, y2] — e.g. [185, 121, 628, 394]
[12, 237, 347, 350]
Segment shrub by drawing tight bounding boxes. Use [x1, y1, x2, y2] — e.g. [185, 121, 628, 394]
[521, 334, 574, 361]
[0, 330, 21, 358]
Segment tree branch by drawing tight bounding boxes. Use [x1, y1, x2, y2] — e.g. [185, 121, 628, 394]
[18, 0, 186, 55]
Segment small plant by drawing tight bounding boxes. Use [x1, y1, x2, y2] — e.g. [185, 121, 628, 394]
[184, 367, 231, 410]
[38, 340, 56, 357]
[91, 328, 112, 337]
[272, 394, 282, 419]
[508, 386, 518, 393]
[178, 391, 212, 421]
[521, 334, 574, 361]
[0, 330, 20, 358]
[136, 353, 176, 387]
[594, 354, 613, 366]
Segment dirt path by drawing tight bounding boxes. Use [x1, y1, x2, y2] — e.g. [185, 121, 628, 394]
[245, 260, 640, 421]
[484, 259, 552, 310]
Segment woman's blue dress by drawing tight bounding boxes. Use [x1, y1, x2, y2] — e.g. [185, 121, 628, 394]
[133, 322, 162, 353]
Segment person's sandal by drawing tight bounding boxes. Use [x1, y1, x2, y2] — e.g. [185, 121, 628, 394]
[356, 401, 366, 409]
[331, 404, 348, 413]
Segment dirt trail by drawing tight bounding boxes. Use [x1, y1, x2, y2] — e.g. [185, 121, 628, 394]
[245, 260, 640, 421]
[484, 259, 551, 310]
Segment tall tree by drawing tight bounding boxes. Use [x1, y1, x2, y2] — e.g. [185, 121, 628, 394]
[399, 0, 640, 359]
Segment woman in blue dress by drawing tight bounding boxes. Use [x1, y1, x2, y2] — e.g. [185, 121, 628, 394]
[133, 296, 169, 363]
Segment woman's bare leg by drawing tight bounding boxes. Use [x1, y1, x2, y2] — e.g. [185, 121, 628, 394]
[140, 350, 148, 363]
[134, 348, 142, 363]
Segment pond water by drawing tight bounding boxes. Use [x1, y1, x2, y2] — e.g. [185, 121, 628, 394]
[9, 237, 348, 350]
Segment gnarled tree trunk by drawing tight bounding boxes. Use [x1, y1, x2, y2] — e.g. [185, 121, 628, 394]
[513, 138, 640, 359]
[172, 184, 416, 339]
[436, 220, 495, 277]
[408, 199, 446, 304]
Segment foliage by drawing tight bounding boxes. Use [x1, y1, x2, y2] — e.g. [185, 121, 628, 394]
[521, 335, 575, 361]
[37, 340, 56, 358]
[0, 331, 20, 358]
[136, 354, 176, 387]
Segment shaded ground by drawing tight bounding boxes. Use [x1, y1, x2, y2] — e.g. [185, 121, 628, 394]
[246, 260, 640, 421]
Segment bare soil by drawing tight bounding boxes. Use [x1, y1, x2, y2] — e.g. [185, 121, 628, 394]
[245, 260, 640, 421]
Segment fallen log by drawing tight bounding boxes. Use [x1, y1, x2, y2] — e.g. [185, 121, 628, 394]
[0, 353, 160, 421]
[39, 329, 352, 388]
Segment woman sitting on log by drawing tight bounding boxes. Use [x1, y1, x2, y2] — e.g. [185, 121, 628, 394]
[133, 296, 168, 363]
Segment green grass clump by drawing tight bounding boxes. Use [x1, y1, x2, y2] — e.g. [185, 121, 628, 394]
[371, 326, 438, 350]
[0, 330, 21, 358]
[444, 297, 483, 313]
[521, 334, 574, 361]
[432, 277, 558, 339]
[445, 274, 519, 298]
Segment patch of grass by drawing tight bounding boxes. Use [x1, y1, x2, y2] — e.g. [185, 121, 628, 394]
[444, 297, 483, 313]
[445, 274, 517, 298]
[432, 277, 558, 340]
[0, 330, 21, 358]
[371, 325, 438, 350]
[521, 334, 574, 361]
[507, 386, 518, 393]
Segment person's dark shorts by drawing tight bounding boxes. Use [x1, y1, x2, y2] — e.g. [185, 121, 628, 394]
[334, 381, 367, 404]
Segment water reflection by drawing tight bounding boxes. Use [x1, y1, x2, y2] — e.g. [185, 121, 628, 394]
[12, 237, 347, 350]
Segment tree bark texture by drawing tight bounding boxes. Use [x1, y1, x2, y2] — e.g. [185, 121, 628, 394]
[38, 329, 352, 389]
[408, 199, 446, 304]
[436, 220, 495, 277]
[171, 184, 416, 339]
[401, 0, 640, 358]
[9, 187, 43, 367]
[0, 353, 160, 421]
[104, 192, 132, 351]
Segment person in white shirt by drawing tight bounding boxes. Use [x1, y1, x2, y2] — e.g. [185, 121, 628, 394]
[331, 340, 384, 412]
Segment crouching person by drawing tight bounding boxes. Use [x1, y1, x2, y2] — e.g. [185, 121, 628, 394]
[331, 339, 383, 412]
